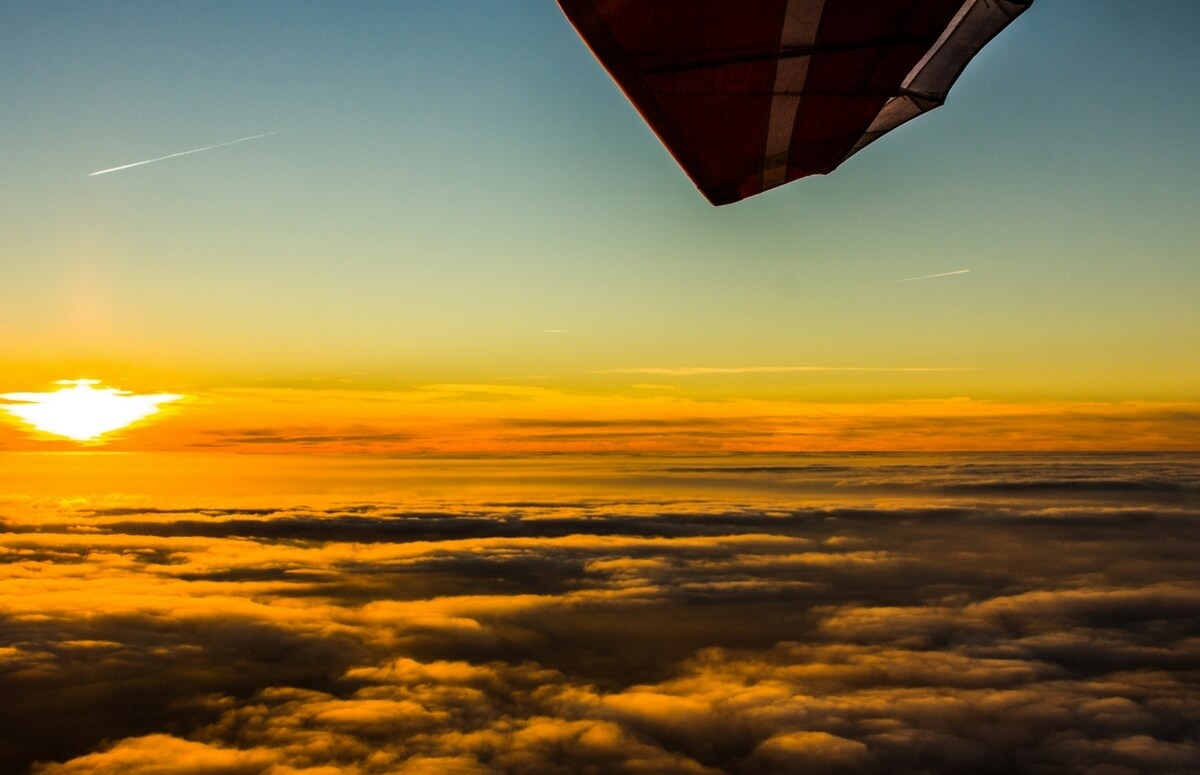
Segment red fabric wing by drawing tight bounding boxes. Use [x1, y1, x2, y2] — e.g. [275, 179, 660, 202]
[558, 0, 1034, 205]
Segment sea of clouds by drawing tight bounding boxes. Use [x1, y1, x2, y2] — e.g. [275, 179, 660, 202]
[1, 453, 1197, 774]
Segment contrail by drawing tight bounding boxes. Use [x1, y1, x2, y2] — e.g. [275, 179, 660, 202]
[88, 128, 290, 176]
[879, 269, 972, 285]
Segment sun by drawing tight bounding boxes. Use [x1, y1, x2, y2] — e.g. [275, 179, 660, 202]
[0, 379, 183, 442]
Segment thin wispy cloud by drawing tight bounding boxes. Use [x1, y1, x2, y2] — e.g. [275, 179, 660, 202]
[88, 128, 290, 176]
[878, 268, 972, 285]
[598, 365, 976, 376]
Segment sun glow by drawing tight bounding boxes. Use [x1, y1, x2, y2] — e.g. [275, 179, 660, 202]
[0, 380, 182, 442]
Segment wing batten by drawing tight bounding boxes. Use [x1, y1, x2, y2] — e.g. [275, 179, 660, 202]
[761, 0, 826, 193]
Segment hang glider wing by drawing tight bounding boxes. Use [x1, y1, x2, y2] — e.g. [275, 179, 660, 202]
[558, 0, 1034, 205]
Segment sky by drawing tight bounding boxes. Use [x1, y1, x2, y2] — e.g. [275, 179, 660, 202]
[1, 0, 1199, 456]
[1, 3, 1199, 773]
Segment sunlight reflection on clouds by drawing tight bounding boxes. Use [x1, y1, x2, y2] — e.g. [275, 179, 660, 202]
[1, 454, 1197, 774]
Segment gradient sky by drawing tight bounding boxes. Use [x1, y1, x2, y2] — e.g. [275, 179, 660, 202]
[2, 1, 1199, 450]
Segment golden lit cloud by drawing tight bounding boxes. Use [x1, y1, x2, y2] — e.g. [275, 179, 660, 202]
[36, 384, 1195, 454]
[2, 454, 1198, 773]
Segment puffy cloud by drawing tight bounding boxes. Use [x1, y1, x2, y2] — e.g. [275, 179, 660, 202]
[30, 735, 281, 775]
[748, 731, 875, 775]
[4, 453, 1198, 773]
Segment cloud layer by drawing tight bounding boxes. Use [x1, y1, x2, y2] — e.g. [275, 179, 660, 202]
[6, 387, 1200, 454]
[2, 453, 1197, 774]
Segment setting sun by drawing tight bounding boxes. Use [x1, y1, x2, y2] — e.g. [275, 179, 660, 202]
[0, 379, 182, 442]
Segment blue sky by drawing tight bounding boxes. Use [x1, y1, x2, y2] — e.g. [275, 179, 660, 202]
[2, 1, 1198, 400]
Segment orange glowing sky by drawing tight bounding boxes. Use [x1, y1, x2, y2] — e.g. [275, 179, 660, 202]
[2, 380, 1197, 455]
[1, 1, 1197, 454]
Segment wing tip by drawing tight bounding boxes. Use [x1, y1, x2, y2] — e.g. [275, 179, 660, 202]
[702, 184, 745, 207]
